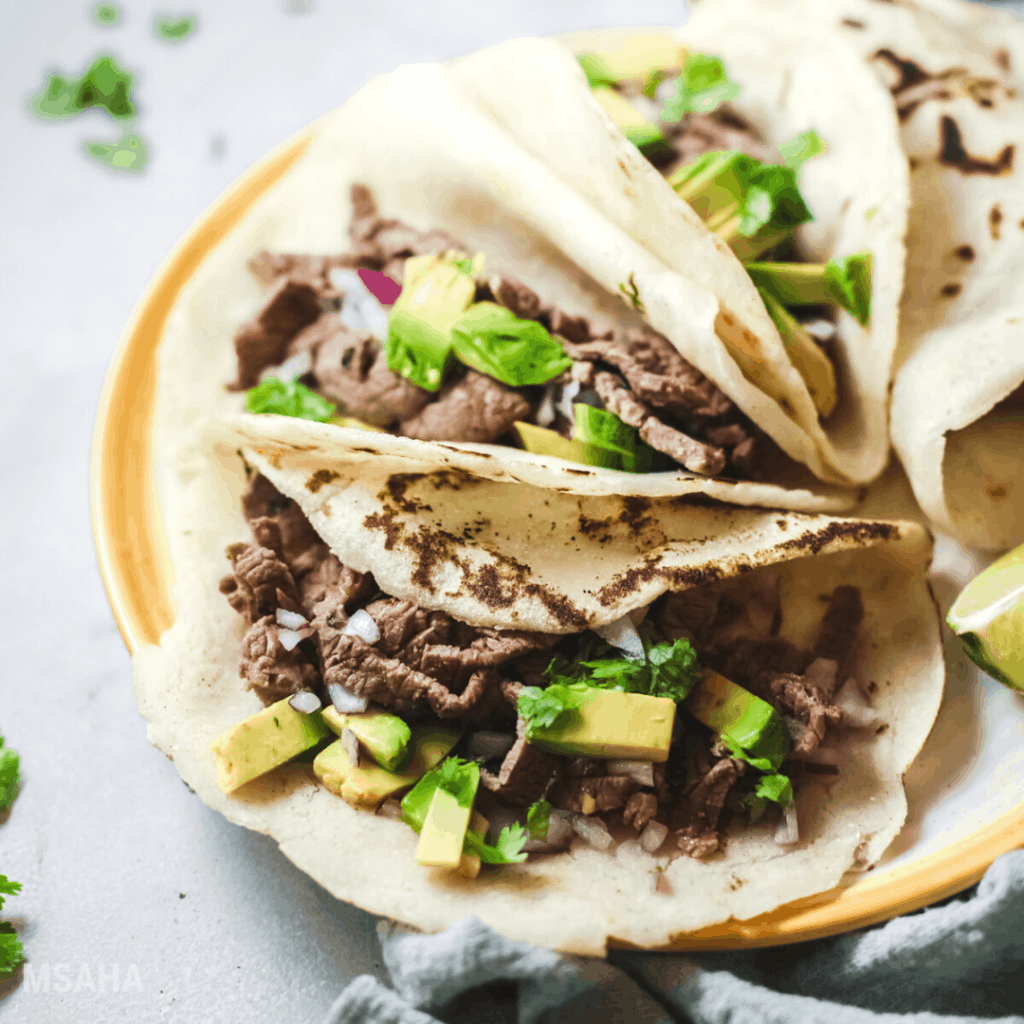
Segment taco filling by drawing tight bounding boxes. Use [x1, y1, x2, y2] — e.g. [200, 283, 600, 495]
[578, 41, 873, 419]
[213, 473, 878, 873]
[231, 186, 796, 482]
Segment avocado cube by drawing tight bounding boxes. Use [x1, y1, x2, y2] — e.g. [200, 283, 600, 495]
[210, 698, 331, 794]
[312, 724, 460, 809]
[528, 689, 675, 762]
[686, 670, 790, 770]
[416, 786, 474, 868]
[582, 36, 685, 81]
[592, 87, 666, 151]
[323, 706, 412, 771]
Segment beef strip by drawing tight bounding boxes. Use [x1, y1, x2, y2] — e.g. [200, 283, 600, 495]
[399, 370, 531, 444]
[479, 720, 559, 806]
[219, 542, 302, 623]
[231, 278, 323, 389]
[665, 112, 780, 174]
[623, 792, 658, 832]
[671, 751, 744, 858]
[238, 615, 320, 704]
[313, 326, 431, 427]
[421, 629, 559, 675]
[248, 251, 359, 301]
[550, 774, 642, 814]
[656, 583, 725, 647]
[770, 657, 845, 755]
[489, 276, 544, 321]
[814, 586, 865, 671]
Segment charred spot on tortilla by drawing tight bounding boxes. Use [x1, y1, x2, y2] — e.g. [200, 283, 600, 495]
[306, 468, 340, 493]
[578, 514, 613, 539]
[618, 496, 654, 537]
[351, 447, 380, 455]
[563, 469, 592, 476]
[990, 204, 1003, 240]
[405, 526, 467, 590]
[363, 510, 405, 550]
[522, 584, 587, 629]
[954, 244, 976, 262]
[940, 283, 962, 299]
[777, 520, 898, 557]
[872, 49, 935, 94]
[995, 49, 1011, 72]
[938, 116, 1014, 176]
[841, 18, 865, 29]
[428, 470, 477, 492]
[382, 474, 432, 514]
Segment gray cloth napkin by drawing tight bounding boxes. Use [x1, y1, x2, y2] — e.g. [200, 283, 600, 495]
[322, 849, 1024, 1024]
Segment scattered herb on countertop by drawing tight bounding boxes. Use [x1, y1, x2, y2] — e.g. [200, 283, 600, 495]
[155, 15, 197, 41]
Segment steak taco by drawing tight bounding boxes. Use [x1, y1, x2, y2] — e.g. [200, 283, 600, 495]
[159, 23, 907, 508]
[134, 415, 944, 953]
[689, 0, 1024, 552]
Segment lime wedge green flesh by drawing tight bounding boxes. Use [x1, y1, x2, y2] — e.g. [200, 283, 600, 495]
[686, 670, 790, 769]
[948, 545, 1024, 691]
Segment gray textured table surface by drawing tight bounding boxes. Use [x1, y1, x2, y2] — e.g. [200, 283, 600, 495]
[0, 3, 684, 1022]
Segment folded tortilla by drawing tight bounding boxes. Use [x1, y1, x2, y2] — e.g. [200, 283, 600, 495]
[159, 26, 906, 504]
[690, 0, 1024, 552]
[134, 411, 944, 953]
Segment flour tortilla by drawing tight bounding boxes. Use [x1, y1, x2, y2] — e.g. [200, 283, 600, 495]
[133, 414, 944, 953]
[158, 29, 906, 505]
[691, 0, 1024, 552]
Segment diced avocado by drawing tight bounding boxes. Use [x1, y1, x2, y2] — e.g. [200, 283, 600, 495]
[514, 421, 618, 469]
[592, 87, 667, 153]
[527, 688, 675, 762]
[757, 289, 837, 417]
[686, 670, 790, 770]
[322, 707, 412, 771]
[385, 252, 479, 391]
[210, 698, 331, 794]
[313, 724, 460, 809]
[579, 37, 685, 83]
[416, 786, 474, 868]
[745, 255, 872, 327]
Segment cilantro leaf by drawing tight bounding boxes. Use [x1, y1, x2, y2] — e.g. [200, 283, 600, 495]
[518, 683, 588, 738]
[578, 53, 619, 89]
[450, 303, 572, 387]
[401, 758, 479, 833]
[245, 377, 336, 422]
[824, 252, 872, 326]
[465, 823, 529, 864]
[0, 737, 19, 812]
[0, 877, 21, 912]
[722, 733, 775, 772]
[779, 130, 826, 171]
[663, 53, 739, 121]
[526, 799, 552, 841]
[645, 638, 702, 700]
[756, 772, 794, 807]
[735, 164, 812, 240]
[0, 926, 22, 979]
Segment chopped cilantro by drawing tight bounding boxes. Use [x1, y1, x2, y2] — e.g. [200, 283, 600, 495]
[779, 130, 826, 171]
[85, 132, 147, 173]
[156, 15, 197, 41]
[0, 878, 22, 978]
[663, 53, 739, 121]
[577, 52, 619, 89]
[450, 303, 572, 387]
[746, 251, 872, 326]
[824, 252, 872, 325]
[245, 377, 336, 422]
[745, 771, 794, 822]
[0, 737, 19, 812]
[526, 799, 551, 841]
[30, 55, 136, 121]
[619, 274, 644, 313]
[464, 823, 529, 864]
[95, 3, 120, 24]
[0, 877, 21, 911]
[518, 682, 589, 738]
[577, 637, 701, 702]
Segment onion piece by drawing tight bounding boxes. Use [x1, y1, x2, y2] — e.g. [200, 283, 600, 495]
[802, 319, 837, 343]
[288, 690, 321, 714]
[523, 811, 574, 853]
[341, 727, 360, 768]
[328, 684, 369, 714]
[468, 731, 516, 762]
[594, 615, 645, 660]
[556, 379, 581, 422]
[615, 839, 653, 865]
[775, 804, 800, 846]
[259, 349, 312, 383]
[572, 815, 615, 851]
[343, 609, 381, 645]
[606, 760, 655, 787]
[278, 628, 303, 652]
[535, 385, 557, 427]
[276, 608, 307, 630]
[640, 821, 669, 853]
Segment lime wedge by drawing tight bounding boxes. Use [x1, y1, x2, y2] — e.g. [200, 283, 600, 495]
[947, 543, 1024, 691]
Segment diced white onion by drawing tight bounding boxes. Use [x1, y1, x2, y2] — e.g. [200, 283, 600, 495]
[328, 268, 366, 295]
[594, 615, 645, 660]
[328, 684, 369, 714]
[343, 609, 381, 644]
[556, 379, 581, 422]
[615, 839, 654, 865]
[340, 302, 368, 333]
[535, 385, 557, 427]
[259, 349, 312, 383]
[802, 319, 837, 342]
[468, 731, 516, 762]
[276, 608, 308, 630]
[341, 727, 360, 767]
[606, 760, 655, 787]
[288, 690, 321, 714]
[523, 811, 574, 853]
[640, 821, 669, 853]
[572, 815, 615, 851]
[798, 746, 840, 766]
[328, 268, 389, 341]
[356, 296, 390, 342]
[775, 804, 800, 846]
[278, 628, 303, 652]
[377, 799, 404, 820]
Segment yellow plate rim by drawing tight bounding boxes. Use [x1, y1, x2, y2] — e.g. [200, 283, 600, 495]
[90, 60, 1024, 953]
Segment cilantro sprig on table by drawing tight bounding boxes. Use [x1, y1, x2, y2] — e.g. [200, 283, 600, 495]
[0, 733, 22, 978]
[0, 735, 19, 812]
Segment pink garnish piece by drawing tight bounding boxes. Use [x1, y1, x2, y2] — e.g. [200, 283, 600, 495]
[357, 268, 402, 305]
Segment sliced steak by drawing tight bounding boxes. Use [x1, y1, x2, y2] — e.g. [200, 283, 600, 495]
[550, 774, 642, 814]
[479, 722, 559, 806]
[239, 615, 320, 705]
[814, 586, 865, 671]
[666, 112, 779, 172]
[623, 792, 658, 832]
[399, 371, 530, 444]
[219, 542, 302, 623]
[671, 754, 743, 858]
[770, 657, 845, 755]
